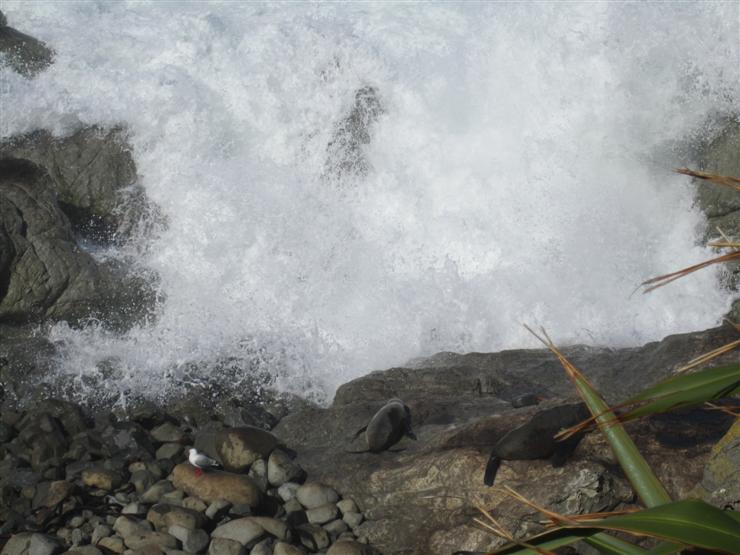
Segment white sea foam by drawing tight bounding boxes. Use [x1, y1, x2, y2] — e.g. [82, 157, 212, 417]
[2, 2, 738, 402]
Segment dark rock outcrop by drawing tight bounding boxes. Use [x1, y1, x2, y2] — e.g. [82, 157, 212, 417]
[0, 159, 154, 328]
[325, 86, 383, 181]
[274, 324, 740, 554]
[0, 10, 54, 77]
[0, 127, 156, 244]
[692, 118, 740, 318]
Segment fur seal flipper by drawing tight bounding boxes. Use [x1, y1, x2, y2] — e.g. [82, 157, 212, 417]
[484, 402, 589, 486]
[483, 454, 501, 486]
[351, 398, 416, 453]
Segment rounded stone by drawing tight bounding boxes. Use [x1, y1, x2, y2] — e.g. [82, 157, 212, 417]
[342, 512, 363, 530]
[296, 483, 339, 510]
[273, 543, 305, 555]
[327, 541, 379, 555]
[211, 518, 264, 546]
[172, 464, 261, 508]
[336, 499, 358, 515]
[267, 450, 304, 487]
[208, 538, 245, 555]
[306, 503, 338, 525]
[215, 427, 279, 473]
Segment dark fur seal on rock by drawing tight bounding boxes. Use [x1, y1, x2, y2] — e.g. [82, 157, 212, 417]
[484, 402, 589, 486]
[350, 398, 417, 453]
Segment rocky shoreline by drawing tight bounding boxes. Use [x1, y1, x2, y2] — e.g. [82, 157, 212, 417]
[2, 10, 739, 555]
[1, 323, 738, 555]
[0, 398, 379, 555]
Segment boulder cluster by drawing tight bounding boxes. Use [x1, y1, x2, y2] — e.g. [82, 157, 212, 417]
[0, 400, 379, 555]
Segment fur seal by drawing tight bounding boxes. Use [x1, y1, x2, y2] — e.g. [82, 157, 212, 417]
[350, 398, 417, 453]
[484, 402, 589, 486]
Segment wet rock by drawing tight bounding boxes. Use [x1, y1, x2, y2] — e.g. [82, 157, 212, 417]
[0, 127, 152, 244]
[295, 483, 339, 510]
[172, 464, 261, 507]
[160, 489, 186, 506]
[326, 542, 379, 555]
[141, 480, 175, 504]
[296, 523, 330, 551]
[205, 499, 231, 520]
[247, 517, 290, 542]
[306, 503, 339, 525]
[211, 518, 264, 546]
[323, 518, 349, 536]
[0, 533, 62, 555]
[215, 427, 279, 473]
[65, 546, 102, 555]
[33, 480, 73, 509]
[157, 443, 184, 461]
[249, 538, 274, 555]
[131, 469, 157, 494]
[122, 502, 147, 516]
[168, 524, 209, 554]
[246, 459, 268, 492]
[267, 449, 304, 487]
[277, 482, 300, 502]
[151, 422, 186, 444]
[123, 531, 178, 551]
[97, 536, 125, 554]
[82, 468, 123, 491]
[103, 422, 156, 458]
[147, 504, 206, 531]
[207, 538, 245, 555]
[273, 544, 305, 555]
[336, 499, 357, 515]
[182, 497, 208, 512]
[695, 120, 740, 219]
[0, 159, 152, 328]
[341, 512, 363, 530]
[0, 17, 54, 77]
[91, 524, 112, 544]
[324, 86, 383, 180]
[113, 516, 153, 538]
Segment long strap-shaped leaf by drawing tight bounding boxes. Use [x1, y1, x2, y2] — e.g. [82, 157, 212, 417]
[618, 363, 740, 421]
[565, 364, 740, 433]
[572, 499, 740, 554]
[488, 499, 739, 554]
[485, 527, 651, 555]
[526, 326, 672, 508]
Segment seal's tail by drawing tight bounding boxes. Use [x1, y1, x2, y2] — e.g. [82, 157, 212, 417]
[483, 454, 501, 486]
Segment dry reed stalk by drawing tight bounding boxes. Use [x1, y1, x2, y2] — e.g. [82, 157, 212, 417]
[675, 168, 740, 191]
[640, 250, 740, 293]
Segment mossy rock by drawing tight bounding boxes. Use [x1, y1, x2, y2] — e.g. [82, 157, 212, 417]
[692, 419, 740, 509]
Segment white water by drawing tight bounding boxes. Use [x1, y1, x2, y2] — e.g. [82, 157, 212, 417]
[2, 2, 738, 403]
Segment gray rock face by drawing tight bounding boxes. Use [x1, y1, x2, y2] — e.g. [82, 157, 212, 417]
[695, 120, 740, 219]
[324, 86, 383, 181]
[0, 127, 155, 245]
[0, 159, 155, 328]
[0, 16, 54, 77]
[273, 324, 739, 554]
[692, 119, 740, 313]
